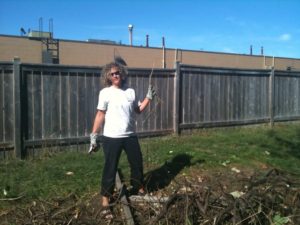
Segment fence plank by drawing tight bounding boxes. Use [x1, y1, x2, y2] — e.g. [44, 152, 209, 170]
[13, 58, 23, 158]
[0, 68, 3, 143]
[78, 73, 86, 136]
[4, 70, 14, 142]
[173, 63, 179, 134]
[52, 72, 60, 138]
[42, 71, 52, 138]
[156, 75, 162, 130]
[269, 68, 275, 126]
[26, 71, 33, 140]
[85, 72, 95, 135]
[60, 72, 69, 137]
[69, 72, 78, 137]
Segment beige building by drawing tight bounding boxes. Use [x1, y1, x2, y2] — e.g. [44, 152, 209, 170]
[1, 34, 300, 70]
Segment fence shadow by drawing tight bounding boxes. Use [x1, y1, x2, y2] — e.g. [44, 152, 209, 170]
[274, 129, 300, 159]
[266, 128, 300, 159]
[144, 153, 204, 192]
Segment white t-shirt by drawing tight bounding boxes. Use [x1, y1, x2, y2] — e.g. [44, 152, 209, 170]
[97, 86, 139, 138]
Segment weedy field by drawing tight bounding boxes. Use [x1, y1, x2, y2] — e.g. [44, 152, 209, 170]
[1, 123, 300, 224]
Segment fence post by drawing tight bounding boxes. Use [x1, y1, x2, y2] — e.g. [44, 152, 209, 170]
[13, 57, 23, 158]
[269, 67, 275, 127]
[173, 61, 181, 135]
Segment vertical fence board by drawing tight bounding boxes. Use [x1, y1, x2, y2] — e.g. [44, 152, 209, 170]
[181, 72, 187, 124]
[129, 74, 140, 130]
[0, 65, 15, 156]
[241, 76, 246, 120]
[4, 71, 14, 142]
[0, 64, 14, 158]
[77, 73, 86, 136]
[213, 74, 221, 121]
[60, 72, 69, 137]
[41, 71, 50, 138]
[298, 78, 300, 115]
[292, 78, 297, 115]
[165, 72, 173, 130]
[155, 75, 162, 130]
[51, 71, 60, 138]
[13, 58, 23, 158]
[204, 74, 211, 122]
[243, 76, 249, 120]
[275, 76, 281, 117]
[90, 72, 101, 134]
[194, 73, 201, 122]
[69, 72, 78, 137]
[219, 75, 226, 121]
[173, 63, 180, 134]
[26, 71, 34, 140]
[198, 74, 204, 122]
[167, 73, 173, 129]
[139, 73, 147, 131]
[210, 74, 216, 121]
[232, 75, 238, 120]
[257, 75, 262, 118]
[69, 72, 74, 137]
[85, 73, 95, 134]
[160, 75, 167, 130]
[264, 75, 269, 118]
[248, 76, 255, 118]
[188, 73, 194, 123]
[143, 73, 150, 132]
[0, 68, 3, 143]
[33, 71, 42, 139]
[238, 76, 243, 120]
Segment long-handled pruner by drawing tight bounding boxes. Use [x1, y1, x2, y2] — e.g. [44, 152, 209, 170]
[142, 64, 163, 124]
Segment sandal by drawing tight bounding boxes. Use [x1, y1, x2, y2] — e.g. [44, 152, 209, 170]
[100, 206, 114, 220]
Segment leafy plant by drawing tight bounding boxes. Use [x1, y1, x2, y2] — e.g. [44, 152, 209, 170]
[272, 214, 290, 225]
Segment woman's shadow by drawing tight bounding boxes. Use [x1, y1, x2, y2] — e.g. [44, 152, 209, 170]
[144, 153, 204, 192]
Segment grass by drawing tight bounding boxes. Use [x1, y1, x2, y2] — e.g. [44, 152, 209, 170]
[1, 123, 300, 209]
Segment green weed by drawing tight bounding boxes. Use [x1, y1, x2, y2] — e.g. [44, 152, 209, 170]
[1, 123, 300, 210]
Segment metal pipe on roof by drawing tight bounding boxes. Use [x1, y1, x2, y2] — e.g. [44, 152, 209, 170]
[146, 34, 149, 47]
[162, 36, 166, 68]
[128, 24, 133, 46]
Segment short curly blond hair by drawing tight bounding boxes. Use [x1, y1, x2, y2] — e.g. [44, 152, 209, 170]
[101, 62, 127, 87]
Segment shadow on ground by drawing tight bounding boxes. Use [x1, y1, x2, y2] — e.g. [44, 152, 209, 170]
[266, 128, 300, 159]
[144, 153, 204, 192]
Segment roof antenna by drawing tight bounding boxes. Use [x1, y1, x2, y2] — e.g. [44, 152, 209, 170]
[20, 27, 26, 36]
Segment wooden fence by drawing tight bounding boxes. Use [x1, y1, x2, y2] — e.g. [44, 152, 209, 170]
[179, 65, 300, 129]
[0, 59, 299, 159]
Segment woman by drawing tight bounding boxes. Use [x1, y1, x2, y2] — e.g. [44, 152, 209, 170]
[89, 62, 155, 211]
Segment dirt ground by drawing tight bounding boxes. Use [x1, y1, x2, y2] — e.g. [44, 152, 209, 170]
[1, 167, 300, 225]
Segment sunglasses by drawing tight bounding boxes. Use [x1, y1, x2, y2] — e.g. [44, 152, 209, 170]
[110, 71, 120, 77]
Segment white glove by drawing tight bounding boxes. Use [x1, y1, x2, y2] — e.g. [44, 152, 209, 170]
[146, 85, 156, 100]
[89, 133, 99, 154]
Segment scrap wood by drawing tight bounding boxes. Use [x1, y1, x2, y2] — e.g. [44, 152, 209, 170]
[129, 195, 169, 203]
[115, 171, 135, 225]
[0, 195, 24, 201]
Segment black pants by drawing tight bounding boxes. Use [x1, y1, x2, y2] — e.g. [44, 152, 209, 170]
[101, 136, 144, 197]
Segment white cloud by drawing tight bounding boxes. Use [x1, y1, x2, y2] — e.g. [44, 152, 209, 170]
[279, 33, 291, 41]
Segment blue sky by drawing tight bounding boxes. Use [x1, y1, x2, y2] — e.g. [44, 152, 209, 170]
[1, 0, 300, 59]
